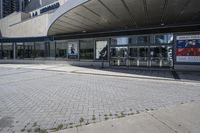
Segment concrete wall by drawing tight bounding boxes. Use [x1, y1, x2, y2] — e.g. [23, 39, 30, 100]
[59, 0, 68, 5]
[0, 0, 69, 38]
[0, 12, 25, 37]
[174, 65, 200, 71]
[0, 12, 50, 38]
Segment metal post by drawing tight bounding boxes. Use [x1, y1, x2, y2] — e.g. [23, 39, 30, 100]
[13, 43, 16, 60]
[101, 55, 104, 69]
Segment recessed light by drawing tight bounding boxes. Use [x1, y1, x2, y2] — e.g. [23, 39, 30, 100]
[161, 23, 165, 26]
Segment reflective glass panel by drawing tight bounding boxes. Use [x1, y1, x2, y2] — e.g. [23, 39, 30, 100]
[56, 41, 68, 58]
[80, 40, 94, 60]
[2, 43, 13, 59]
[24, 42, 34, 58]
[155, 34, 173, 44]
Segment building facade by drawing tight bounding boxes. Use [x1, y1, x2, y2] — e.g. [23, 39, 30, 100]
[0, 0, 19, 18]
[20, 0, 31, 12]
[0, 0, 200, 70]
[0, 0, 30, 19]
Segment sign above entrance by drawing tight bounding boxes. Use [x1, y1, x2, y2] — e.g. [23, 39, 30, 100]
[176, 35, 200, 63]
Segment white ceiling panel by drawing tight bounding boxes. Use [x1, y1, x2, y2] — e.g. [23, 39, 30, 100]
[48, 0, 200, 35]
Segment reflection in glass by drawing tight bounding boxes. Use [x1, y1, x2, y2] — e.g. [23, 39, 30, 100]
[150, 47, 160, 57]
[35, 42, 47, 58]
[110, 47, 128, 66]
[129, 48, 138, 57]
[138, 36, 149, 45]
[24, 42, 34, 58]
[155, 34, 173, 44]
[138, 47, 148, 67]
[111, 47, 128, 58]
[139, 47, 148, 57]
[49, 41, 56, 58]
[150, 46, 161, 67]
[16, 43, 24, 59]
[111, 37, 129, 45]
[80, 40, 94, 60]
[2, 43, 13, 59]
[56, 41, 68, 58]
[128, 36, 137, 45]
[0, 43, 3, 59]
[129, 47, 138, 66]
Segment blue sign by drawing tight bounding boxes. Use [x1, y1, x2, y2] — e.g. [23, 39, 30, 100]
[177, 40, 200, 48]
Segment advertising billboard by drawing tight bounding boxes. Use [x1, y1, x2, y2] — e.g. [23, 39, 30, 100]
[68, 42, 78, 59]
[96, 41, 108, 60]
[176, 35, 200, 63]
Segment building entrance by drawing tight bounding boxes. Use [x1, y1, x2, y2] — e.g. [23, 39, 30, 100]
[110, 45, 173, 68]
[110, 47, 128, 66]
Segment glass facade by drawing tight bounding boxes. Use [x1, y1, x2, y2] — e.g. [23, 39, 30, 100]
[56, 41, 68, 59]
[0, 33, 174, 68]
[35, 42, 46, 58]
[49, 41, 56, 59]
[24, 42, 34, 59]
[16, 43, 24, 59]
[110, 34, 174, 67]
[155, 34, 173, 44]
[2, 43, 13, 59]
[80, 40, 94, 60]
[0, 43, 3, 59]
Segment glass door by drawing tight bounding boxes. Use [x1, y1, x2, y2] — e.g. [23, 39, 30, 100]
[149, 46, 161, 67]
[129, 47, 138, 66]
[110, 47, 128, 66]
[138, 47, 148, 67]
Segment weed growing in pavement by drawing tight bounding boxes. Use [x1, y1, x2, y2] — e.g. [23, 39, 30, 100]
[79, 117, 84, 124]
[20, 129, 25, 132]
[92, 115, 96, 121]
[33, 122, 37, 127]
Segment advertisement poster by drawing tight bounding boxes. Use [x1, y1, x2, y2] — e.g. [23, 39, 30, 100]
[176, 35, 200, 63]
[96, 41, 108, 60]
[68, 42, 78, 59]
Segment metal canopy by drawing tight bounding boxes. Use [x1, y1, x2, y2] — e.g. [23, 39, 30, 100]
[48, 0, 200, 36]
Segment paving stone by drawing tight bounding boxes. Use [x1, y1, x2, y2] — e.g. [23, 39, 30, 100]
[0, 65, 200, 132]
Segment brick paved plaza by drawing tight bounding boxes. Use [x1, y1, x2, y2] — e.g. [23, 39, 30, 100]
[0, 65, 200, 133]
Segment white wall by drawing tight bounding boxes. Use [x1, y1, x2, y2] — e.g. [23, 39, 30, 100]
[0, 12, 24, 37]
[59, 0, 68, 5]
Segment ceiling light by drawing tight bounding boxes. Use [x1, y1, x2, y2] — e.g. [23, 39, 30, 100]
[160, 23, 165, 26]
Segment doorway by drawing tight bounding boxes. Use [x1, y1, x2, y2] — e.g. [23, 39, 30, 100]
[110, 45, 173, 68]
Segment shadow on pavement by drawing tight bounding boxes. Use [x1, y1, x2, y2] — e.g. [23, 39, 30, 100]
[78, 66, 200, 82]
